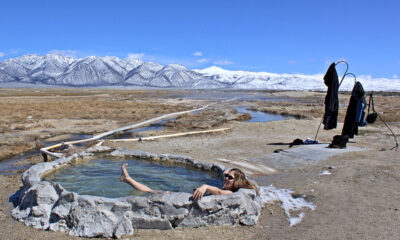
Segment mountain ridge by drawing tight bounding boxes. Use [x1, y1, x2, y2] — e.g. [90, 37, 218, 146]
[1, 54, 399, 91]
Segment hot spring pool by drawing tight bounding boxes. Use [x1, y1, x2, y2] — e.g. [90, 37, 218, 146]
[13, 148, 262, 238]
[45, 157, 222, 198]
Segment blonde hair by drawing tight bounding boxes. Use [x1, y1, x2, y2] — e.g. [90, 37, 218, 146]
[229, 168, 259, 195]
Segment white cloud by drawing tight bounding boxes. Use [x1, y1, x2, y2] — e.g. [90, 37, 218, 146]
[213, 60, 234, 65]
[193, 51, 203, 57]
[197, 58, 211, 63]
[126, 53, 145, 60]
[359, 75, 372, 80]
[126, 53, 155, 61]
[393, 74, 399, 79]
[125, 53, 209, 67]
[48, 49, 79, 57]
[288, 60, 296, 64]
[0, 52, 5, 58]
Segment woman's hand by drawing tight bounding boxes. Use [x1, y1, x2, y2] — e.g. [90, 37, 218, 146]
[192, 185, 208, 201]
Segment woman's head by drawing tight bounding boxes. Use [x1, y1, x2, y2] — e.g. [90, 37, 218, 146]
[222, 170, 236, 191]
[223, 168, 258, 195]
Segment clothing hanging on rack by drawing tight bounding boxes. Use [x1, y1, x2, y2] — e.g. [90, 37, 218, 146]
[322, 63, 339, 130]
[341, 81, 366, 138]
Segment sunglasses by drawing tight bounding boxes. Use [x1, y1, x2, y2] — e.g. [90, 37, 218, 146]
[224, 173, 234, 180]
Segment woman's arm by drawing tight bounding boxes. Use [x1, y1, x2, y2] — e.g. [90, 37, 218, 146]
[120, 164, 154, 193]
[192, 184, 232, 200]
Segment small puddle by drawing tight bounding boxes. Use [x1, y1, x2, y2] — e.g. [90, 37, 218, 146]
[0, 134, 92, 175]
[0, 151, 38, 175]
[236, 106, 288, 122]
[45, 157, 222, 198]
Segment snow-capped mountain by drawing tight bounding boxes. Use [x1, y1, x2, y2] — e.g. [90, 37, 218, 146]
[0, 54, 74, 82]
[1, 54, 399, 91]
[0, 54, 220, 88]
[194, 66, 400, 91]
[124, 62, 164, 86]
[194, 66, 325, 90]
[55, 56, 125, 85]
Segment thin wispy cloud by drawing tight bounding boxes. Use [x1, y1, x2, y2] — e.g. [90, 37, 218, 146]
[126, 53, 145, 60]
[126, 53, 155, 61]
[48, 49, 80, 58]
[130, 53, 212, 67]
[193, 51, 203, 57]
[288, 60, 297, 64]
[126, 53, 196, 67]
[213, 60, 234, 65]
[0, 49, 26, 59]
[393, 74, 399, 79]
[197, 58, 211, 63]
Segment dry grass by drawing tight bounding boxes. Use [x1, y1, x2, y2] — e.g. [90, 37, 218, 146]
[0, 88, 197, 160]
[0, 88, 398, 161]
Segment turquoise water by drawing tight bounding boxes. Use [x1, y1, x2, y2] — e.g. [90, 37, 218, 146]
[46, 158, 222, 198]
[236, 106, 287, 122]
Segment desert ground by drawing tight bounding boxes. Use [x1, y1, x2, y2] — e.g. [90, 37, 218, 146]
[0, 88, 399, 240]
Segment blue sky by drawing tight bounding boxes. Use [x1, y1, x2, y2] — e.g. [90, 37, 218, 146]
[0, 0, 399, 78]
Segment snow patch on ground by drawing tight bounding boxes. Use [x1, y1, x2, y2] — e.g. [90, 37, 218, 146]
[259, 185, 315, 226]
[319, 170, 332, 175]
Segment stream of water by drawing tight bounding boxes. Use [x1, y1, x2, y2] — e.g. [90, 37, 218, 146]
[235, 106, 288, 122]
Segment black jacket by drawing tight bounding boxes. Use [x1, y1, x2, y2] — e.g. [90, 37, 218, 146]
[342, 81, 366, 138]
[323, 63, 339, 130]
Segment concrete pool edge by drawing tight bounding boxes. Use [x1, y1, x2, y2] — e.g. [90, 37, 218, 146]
[11, 146, 262, 238]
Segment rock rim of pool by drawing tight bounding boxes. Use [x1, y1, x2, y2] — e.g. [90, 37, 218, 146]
[11, 146, 262, 238]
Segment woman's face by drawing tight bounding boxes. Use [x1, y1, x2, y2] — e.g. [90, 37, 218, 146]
[223, 171, 235, 190]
